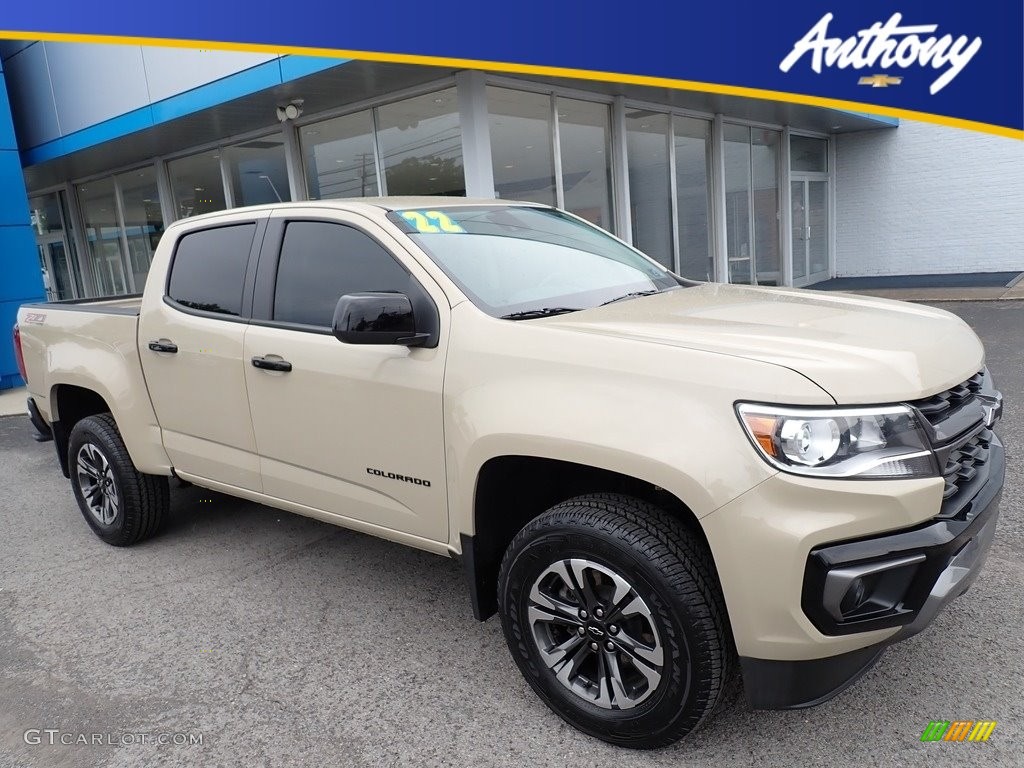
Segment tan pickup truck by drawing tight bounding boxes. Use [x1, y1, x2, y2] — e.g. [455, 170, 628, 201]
[14, 199, 1005, 748]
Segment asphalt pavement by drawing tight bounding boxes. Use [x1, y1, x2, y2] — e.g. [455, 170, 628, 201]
[1, 300, 1021, 768]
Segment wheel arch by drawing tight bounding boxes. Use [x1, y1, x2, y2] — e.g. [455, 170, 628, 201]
[49, 383, 115, 477]
[461, 455, 711, 621]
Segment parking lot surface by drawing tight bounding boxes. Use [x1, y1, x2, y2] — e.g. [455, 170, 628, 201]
[1, 301, 1021, 768]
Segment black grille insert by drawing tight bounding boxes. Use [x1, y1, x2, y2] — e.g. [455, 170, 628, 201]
[913, 371, 984, 426]
[940, 428, 993, 504]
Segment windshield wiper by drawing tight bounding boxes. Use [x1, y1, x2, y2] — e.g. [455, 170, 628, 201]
[499, 307, 583, 320]
[600, 289, 662, 306]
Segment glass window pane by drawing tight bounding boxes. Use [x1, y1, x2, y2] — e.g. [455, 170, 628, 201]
[723, 124, 752, 284]
[167, 224, 256, 316]
[486, 87, 556, 206]
[398, 205, 677, 318]
[57, 191, 85, 297]
[274, 221, 412, 327]
[752, 128, 781, 286]
[29, 192, 64, 237]
[116, 166, 164, 293]
[376, 89, 464, 196]
[673, 117, 712, 281]
[29, 191, 83, 300]
[224, 137, 292, 206]
[301, 111, 378, 199]
[791, 135, 828, 172]
[556, 97, 614, 232]
[625, 111, 672, 268]
[791, 182, 808, 281]
[78, 177, 129, 295]
[168, 150, 227, 219]
[808, 180, 829, 275]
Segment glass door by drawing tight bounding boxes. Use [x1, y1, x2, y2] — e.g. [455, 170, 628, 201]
[790, 179, 829, 286]
[724, 124, 781, 285]
[29, 191, 82, 300]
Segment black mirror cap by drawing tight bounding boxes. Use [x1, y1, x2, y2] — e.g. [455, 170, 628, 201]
[332, 292, 428, 346]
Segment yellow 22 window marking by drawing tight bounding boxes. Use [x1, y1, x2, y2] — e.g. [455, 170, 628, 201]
[400, 210, 466, 233]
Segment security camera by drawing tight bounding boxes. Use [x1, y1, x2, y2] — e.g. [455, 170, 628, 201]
[276, 100, 304, 122]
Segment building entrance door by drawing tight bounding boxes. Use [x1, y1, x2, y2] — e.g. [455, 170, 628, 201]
[29, 191, 83, 300]
[790, 179, 829, 286]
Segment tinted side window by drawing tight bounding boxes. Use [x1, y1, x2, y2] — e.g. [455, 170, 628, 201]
[273, 221, 411, 327]
[168, 223, 256, 316]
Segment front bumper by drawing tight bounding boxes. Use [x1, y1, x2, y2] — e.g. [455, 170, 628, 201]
[802, 435, 1004, 638]
[741, 434, 1003, 708]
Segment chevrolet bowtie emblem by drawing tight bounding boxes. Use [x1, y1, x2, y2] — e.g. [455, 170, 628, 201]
[858, 74, 904, 87]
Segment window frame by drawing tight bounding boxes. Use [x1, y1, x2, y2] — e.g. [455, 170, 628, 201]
[162, 217, 266, 324]
[249, 214, 440, 339]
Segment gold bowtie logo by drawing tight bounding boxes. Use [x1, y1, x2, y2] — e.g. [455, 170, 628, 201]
[858, 74, 904, 87]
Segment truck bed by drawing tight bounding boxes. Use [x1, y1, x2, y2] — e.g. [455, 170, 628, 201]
[15, 294, 163, 474]
[20, 293, 143, 316]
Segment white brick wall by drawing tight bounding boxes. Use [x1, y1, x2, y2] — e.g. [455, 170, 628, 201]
[834, 120, 1024, 277]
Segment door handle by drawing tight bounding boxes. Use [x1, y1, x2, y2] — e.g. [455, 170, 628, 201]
[251, 356, 292, 373]
[148, 340, 178, 354]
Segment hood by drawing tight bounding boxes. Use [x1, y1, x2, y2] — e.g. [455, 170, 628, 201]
[540, 283, 984, 403]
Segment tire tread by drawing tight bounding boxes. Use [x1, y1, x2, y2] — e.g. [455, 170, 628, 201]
[69, 413, 169, 547]
[498, 492, 735, 748]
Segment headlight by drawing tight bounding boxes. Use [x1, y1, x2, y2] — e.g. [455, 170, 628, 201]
[736, 403, 936, 479]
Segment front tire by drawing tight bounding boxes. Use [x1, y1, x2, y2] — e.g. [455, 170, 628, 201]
[68, 414, 169, 546]
[497, 493, 733, 749]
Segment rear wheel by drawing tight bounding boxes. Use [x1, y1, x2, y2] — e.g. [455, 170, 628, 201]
[497, 493, 733, 749]
[68, 414, 169, 546]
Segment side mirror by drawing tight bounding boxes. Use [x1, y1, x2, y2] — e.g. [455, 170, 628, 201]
[332, 292, 428, 346]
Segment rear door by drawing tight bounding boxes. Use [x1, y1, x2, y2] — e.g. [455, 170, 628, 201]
[138, 212, 266, 491]
[242, 209, 450, 542]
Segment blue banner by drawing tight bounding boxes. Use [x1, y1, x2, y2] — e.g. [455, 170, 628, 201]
[0, 0, 1021, 136]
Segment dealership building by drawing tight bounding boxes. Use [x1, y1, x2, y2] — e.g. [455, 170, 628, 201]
[1, 42, 1022, 388]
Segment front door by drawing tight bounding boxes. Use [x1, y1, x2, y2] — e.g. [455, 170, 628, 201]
[243, 212, 450, 542]
[790, 179, 830, 286]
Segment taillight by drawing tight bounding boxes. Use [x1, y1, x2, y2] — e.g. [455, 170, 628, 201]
[12, 324, 27, 383]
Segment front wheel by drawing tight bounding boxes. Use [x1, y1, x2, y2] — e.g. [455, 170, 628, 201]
[497, 493, 733, 749]
[68, 414, 169, 546]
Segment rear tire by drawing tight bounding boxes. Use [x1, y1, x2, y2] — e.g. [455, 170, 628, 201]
[68, 414, 169, 546]
[497, 493, 734, 749]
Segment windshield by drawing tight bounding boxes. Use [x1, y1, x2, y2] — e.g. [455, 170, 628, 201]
[388, 206, 681, 318]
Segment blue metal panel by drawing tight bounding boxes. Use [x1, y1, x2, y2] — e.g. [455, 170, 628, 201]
[150, 59, 283, 123]
[0, 70, 44, 389]
[0, 151, 30, 225]
[837, 110, 900, 128]
[0, 226, 43, 300]
[0, 299, 26, 389]
[279, 55, 350, 82]
[22, 56, 353, 165]
[0, 80, 16, 150]
[21, 106, 156, 166]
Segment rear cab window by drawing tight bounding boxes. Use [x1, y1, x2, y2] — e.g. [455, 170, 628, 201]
[167, 223, 257, 316]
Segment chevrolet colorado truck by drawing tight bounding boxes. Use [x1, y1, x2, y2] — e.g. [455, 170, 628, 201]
[14, 199, 1005, 748]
